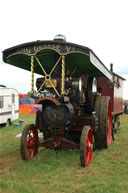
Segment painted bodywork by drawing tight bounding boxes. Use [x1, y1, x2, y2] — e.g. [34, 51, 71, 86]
[98, 73, 124, 115]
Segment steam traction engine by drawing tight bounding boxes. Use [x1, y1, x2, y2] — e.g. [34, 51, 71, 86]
[2, 35, 124, 167]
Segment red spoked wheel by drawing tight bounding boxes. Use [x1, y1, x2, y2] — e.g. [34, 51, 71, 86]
[20, 124, 39, 160]
[80, 126, 93, 167]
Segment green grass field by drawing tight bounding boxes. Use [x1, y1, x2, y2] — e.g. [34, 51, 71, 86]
[0, 114, 128, 193]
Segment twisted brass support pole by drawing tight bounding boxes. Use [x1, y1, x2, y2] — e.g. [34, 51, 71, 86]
[31, 56, 34, 95]
[61, 56, 65, 95]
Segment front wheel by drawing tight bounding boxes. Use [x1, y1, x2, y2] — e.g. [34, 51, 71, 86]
[20, 124, 39, 160]
[80, 126, 93, 167]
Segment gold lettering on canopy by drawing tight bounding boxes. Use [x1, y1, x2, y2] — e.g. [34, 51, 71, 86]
[34, 44, 60, 53]
[16, 44, 75, 55]
[66, 45, 75, 53]
[17, 47, 31, 54]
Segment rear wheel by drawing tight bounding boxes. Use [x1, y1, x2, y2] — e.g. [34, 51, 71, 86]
[94, 96, 112, 149]
[20, 124, 39, 160]
[80, 126, 93, 167]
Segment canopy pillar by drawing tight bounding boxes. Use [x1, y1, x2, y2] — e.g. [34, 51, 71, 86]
[61, 56, 65, 95]
[31, 56, 34, 95]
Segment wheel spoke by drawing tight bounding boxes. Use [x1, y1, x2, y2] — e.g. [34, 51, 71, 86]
[107, 100, 112, 147]
[29, 148, 33, 157]
[86, 139, 92, 165]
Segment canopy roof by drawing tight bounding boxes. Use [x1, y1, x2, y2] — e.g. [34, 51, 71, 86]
[2, 39, 113, 80]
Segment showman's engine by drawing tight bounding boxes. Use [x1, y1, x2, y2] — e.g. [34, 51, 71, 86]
[4, 34, 123, 167]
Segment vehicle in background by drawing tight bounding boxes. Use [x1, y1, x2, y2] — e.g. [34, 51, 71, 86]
[0, 86, 19, 126]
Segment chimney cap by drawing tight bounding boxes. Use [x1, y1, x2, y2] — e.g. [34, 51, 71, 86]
[54, 34, 66, 42]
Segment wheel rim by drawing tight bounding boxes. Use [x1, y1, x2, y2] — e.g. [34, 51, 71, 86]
[25, 126, 38, 158]
[107, 100, 112, 147]
[80, 126, 93, 167]
[86, 128, 93, 165]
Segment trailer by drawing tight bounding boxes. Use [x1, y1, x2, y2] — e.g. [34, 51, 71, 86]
[98, 70, 125, 141]
[2, 35, 125, 166]
[0, 86, 19, 126]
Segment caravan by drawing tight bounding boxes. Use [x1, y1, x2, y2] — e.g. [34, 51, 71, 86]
[0, 86, 19, 126]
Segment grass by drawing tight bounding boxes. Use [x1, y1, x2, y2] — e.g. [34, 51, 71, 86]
[0, 114, 128, 193]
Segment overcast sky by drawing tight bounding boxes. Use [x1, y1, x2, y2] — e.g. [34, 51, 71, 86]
[0, 0, 128, 99]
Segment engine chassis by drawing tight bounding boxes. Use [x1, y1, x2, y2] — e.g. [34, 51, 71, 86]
[37, 112, 96, 151]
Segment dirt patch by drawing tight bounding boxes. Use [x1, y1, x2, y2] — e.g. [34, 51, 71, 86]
[116, 135, 128, 143]
[0, 134, 16, 143]
[73, 167, 86, 178]
[0, 152, 19, 176]
[120, 122, 128, 125]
